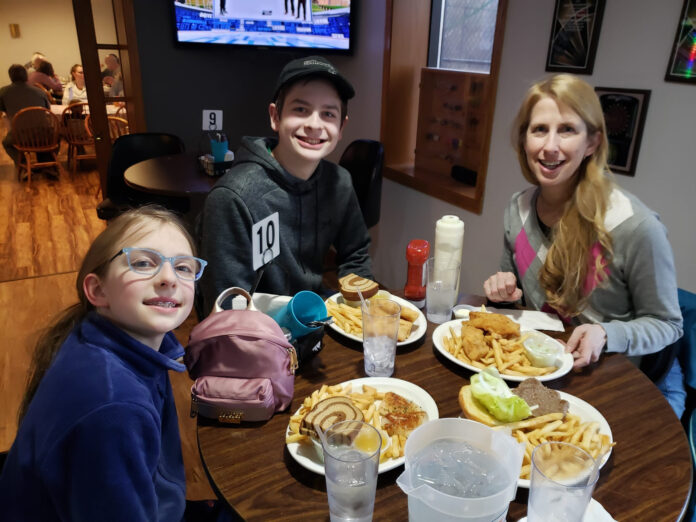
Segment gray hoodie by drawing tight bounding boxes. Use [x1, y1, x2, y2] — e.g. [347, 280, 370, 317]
[197, 136, 372, 314]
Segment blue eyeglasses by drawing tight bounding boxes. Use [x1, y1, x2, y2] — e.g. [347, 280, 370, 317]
[110, 247, 207, 281]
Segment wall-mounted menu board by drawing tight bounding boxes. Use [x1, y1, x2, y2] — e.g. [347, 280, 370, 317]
[414, 68, 492, 188]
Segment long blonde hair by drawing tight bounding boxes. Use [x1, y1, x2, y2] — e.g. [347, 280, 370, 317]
[18, 206, 195, 423]
[512, 74, 614, 316]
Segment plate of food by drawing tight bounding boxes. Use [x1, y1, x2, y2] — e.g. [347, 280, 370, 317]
[432, 312, 573, 382]
[324, 274, 426, 346]
[458, 374, 614, 488]
[285, 377, 438, 475]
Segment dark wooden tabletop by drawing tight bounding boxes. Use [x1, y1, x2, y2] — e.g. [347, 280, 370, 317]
[123, 153, 217, 197]
[197, 320, 692, 521]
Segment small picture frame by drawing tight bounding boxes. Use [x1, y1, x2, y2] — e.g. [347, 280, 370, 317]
[594, 87, 651, 176]
[665, 0, 696, 84]
[545, 0, 606, 74]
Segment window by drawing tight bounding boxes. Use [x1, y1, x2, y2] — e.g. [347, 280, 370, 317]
[380, 0, 508, 214]
[428, 0, 500, 73]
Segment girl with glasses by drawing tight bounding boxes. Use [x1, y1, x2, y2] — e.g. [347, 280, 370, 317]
[0, 206, 207, 521]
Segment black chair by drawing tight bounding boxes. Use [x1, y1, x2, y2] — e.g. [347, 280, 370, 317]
[96, 133, 189, 220]
[339, 139, 384, 229]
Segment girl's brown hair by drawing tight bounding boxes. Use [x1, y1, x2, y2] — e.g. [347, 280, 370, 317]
[512, 74, 614, 316]
[18, 206, 195, 423]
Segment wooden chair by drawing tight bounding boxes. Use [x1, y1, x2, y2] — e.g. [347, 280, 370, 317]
[61, 103, 96, 173]
[107, 116, 129, 141]
[11, 107, 62, 186]
[115, 105, 127, 119]
[33, 82, 57, 104]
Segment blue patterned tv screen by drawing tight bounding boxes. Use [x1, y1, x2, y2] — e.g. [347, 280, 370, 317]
[173, 0, 353, 52]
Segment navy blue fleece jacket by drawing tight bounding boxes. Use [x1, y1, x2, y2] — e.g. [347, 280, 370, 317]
[0, 312, 186, 521]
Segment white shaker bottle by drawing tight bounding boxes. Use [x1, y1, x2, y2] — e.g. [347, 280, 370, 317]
[433, 215, 464, 296]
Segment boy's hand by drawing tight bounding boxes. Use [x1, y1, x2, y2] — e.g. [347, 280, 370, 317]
[483, 271, 522, 302]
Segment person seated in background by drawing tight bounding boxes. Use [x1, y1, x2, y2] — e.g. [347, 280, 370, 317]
[102, 54, 124, 98]
[101, 53, 121, 85]
[197, 56, 372, 314]
[0, 64, 51, 172]
[24, 52, 45, 73]
[483, 74, 685, 416]
[62, 64, 88, 105]
[28, 60, 63, 99]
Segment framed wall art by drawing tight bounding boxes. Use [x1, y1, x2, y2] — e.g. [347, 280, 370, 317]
[665, 0, 696, 83]
[545, 0, 606, 74]
[595, 87, 651, 176]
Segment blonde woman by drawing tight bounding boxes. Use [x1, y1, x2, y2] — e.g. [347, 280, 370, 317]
[62, 64, 88, 105]
[483, 75, 684, 412]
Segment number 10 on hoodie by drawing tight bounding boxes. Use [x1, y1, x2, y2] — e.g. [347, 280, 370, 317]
[252, 212, 280, 271]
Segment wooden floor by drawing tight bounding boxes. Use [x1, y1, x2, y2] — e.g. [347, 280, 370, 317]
[0, 115, 214, 500]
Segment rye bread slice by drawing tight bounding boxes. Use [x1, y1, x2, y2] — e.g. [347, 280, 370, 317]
[299, 396, 363, 438]
[512, 378, 569, 418]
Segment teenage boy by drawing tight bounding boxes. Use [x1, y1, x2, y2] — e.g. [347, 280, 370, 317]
[198, 56, 373, 314]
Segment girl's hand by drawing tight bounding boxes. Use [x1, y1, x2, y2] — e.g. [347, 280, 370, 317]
[483, 271, 523, 302]
[565, 324, 607, 369]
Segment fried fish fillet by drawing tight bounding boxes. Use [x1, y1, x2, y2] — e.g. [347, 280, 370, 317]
[378, 392, 427, 437]
[460, 324, 489, 360]
[467, 311, 520, 339]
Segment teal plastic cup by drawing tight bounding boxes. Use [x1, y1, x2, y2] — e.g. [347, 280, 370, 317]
[271, 291, 326, 341]
[210, 139, 228, 162]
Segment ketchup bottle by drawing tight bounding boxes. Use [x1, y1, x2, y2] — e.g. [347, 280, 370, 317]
[404, 240, 430, 307]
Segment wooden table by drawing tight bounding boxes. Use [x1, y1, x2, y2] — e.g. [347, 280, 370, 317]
[197, 322, 693, 521]
[123, 153, 217, 197]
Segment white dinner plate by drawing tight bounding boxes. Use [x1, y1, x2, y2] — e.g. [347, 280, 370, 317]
[325, 293, 427, 346]
[516, 391, 613, 488]
[285, 377, 439, 475]
[432, 319, 574, 382]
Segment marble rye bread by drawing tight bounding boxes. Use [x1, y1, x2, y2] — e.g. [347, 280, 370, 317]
[339, 273, 379, 301]
[299, 396, 363, 438]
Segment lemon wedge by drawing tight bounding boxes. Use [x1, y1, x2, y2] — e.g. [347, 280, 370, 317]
[354, 426, 381, 454]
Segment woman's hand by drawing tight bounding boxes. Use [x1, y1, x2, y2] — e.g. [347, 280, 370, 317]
[483, 272, 523, 302]
[565, 324, 607, 369]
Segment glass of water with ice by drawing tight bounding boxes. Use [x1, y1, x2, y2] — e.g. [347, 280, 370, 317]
[425, 257, 460, 324]
[322, 420, 381, 522]
[528, 442, 599, 522]
[361, 299, 401, 377]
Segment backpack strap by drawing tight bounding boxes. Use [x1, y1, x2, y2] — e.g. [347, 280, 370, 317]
[213, 287, 258, 313]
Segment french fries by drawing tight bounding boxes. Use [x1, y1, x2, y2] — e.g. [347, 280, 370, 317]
[286, 383, 409, 463]
[326, 300, 415, 342]
[442, 309, 557, 377]
[494, 413, 616, 480]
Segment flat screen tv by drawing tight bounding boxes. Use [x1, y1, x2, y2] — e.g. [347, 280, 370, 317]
[173, 0, 353, 53]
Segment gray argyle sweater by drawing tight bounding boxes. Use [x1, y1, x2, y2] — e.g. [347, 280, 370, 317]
[500, 186, 682, 357]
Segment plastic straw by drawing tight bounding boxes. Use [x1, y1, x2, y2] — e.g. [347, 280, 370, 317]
[357, 288, 368, 311]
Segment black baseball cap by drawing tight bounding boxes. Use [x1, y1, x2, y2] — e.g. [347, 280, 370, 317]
[273, 56, 355, 102]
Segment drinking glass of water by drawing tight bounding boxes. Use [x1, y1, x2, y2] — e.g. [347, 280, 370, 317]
[361, 299, 401, 377]
[425, 257, 460, 324]
[322, 420, 381, 522]
[528, 442, 598, 522]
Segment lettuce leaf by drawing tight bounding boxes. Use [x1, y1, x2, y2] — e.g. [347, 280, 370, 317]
[470, 368, 531, 422]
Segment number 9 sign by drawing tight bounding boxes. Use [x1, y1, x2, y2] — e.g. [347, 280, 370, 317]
[202, 110, 223, 131]
[251, 212, 280, 271]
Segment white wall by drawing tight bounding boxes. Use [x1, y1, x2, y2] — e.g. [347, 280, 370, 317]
[0, 0, 117, 81]
[372, 0, 696, 295]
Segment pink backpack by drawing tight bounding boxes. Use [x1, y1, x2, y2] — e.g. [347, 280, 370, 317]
[185, 287, 298, 423]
